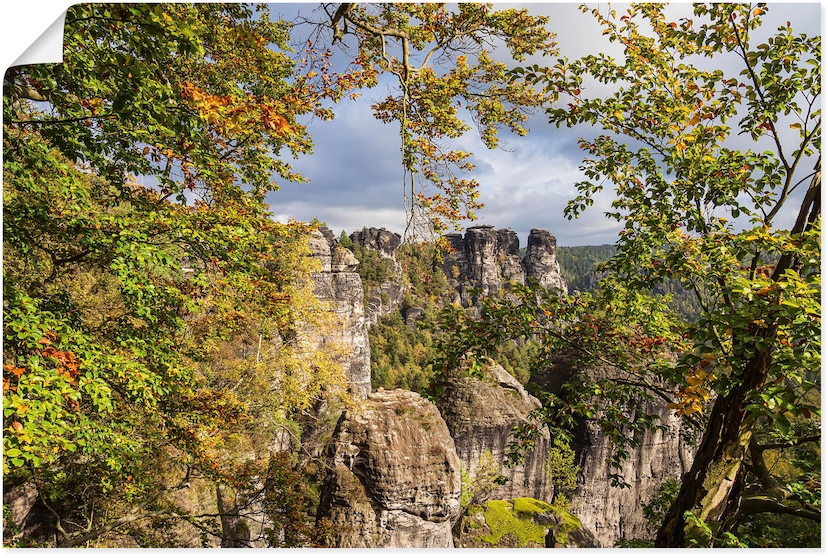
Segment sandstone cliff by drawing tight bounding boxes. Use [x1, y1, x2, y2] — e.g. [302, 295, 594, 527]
[531, 358, 694, 546]
[309, 230, 371, 399]
[523, 228, 567, 292]
[435, 362, 553, 503]
[439, 226, 567, 315]
[316, 390, 462, 547]
[349, 227, 405, 325]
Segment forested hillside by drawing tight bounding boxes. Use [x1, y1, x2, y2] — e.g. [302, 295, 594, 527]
[556, 244, 616, 293]
[557, 245, 701, 321]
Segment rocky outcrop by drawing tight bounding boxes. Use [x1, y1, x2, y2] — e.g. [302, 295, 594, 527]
[453, 497, 598, 548]
[531, 358, 694, 547]
[4, 484, 58, 547]
[523, 228, 567, 292]
[440, 226, 566, 314]
[317, 390, 462, 547]
[349, 227, 406, 326]
[350, 227, 402, 261]
[309, 230, 371, 399]
[436, 362, 553, 503]
[496, 229, 526, 285]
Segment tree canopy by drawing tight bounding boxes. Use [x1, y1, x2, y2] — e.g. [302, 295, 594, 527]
[3, 3, 350, 546]
[477, 2, 820, 547]
[314, 3, 557, 238]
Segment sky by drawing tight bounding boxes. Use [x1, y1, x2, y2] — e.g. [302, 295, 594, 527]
[3, 1, 823, 247]
[266, 2, 822, 246]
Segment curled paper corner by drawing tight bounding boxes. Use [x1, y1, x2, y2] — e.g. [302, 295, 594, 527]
[11, 10, 67, 68]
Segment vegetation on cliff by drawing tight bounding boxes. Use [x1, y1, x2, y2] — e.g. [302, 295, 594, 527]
[444, 3, 820, 547]
[2, 2, 565, 547]
[3, 1, 820, 549]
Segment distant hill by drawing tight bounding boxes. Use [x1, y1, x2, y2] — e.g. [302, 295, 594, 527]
[556, 245, 616, 293]
[557, 244, 700, 322]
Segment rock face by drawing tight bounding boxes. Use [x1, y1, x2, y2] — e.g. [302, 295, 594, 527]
[523, 228, 567, 292]
[440, 226, 566, 314]
[317, 390, 462, 547]
[350, 227, 402, 260]
[349, 227, 406, 326]
[436, 362, 553, 503]
[531, 359, 694, 547]
[309, 230, 372, 399]
[4, 484, 58, 546]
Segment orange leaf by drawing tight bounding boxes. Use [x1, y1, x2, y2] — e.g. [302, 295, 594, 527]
[4, 366, 25, 378]
[11, 421, 23, 433]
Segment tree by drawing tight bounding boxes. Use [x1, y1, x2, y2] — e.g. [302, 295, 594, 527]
[3, 3, 350, 546]
[520, 3, 820, 546]
[431, 2, 819, 548]
[312, 3, 557, 239]
[3, 2, 574, 547]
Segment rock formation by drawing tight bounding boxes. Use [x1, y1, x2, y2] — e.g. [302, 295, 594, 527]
[439, 226, 567, 314]
[531, 358, 694, 547]
[309, 230, 371, 399]
[453, 497, 599, 548]
[435, 362, 553, 503]
[349, 227, 405, 325]
[316, 390, 462, 547]
[523, 228, 567, 292]
[350, 226, 402, 260]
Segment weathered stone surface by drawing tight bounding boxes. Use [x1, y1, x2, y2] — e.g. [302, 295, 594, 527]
[496, 228, 525, 285]
[436, 362, 553, 503]
[464, 225, 502, 296]
[317, 390, 462, 547]
[439, 227, 567, 313]
[331, 245, 359, 272]
[309, 230, 371, 399]
[4, 483, 58, 546]
[531, 358, 694, 547]
[308, 229, 332, 273]
[349, 227, 402, 260]
[349, 227, 406, 326]
[317, 225, 337, 251]
[523, 228, 567, 292]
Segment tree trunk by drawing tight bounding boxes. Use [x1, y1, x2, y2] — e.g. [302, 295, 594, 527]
[655, 343, 772, 547]
[216, 485, 251, 548]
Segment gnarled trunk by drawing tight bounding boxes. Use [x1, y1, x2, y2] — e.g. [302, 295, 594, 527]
[655, 346, 771, 547]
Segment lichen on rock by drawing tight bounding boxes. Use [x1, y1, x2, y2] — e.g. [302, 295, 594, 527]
[454, 497, 596, 548]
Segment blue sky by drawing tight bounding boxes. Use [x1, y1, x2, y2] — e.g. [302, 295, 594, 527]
[4, 2, 822, 246]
